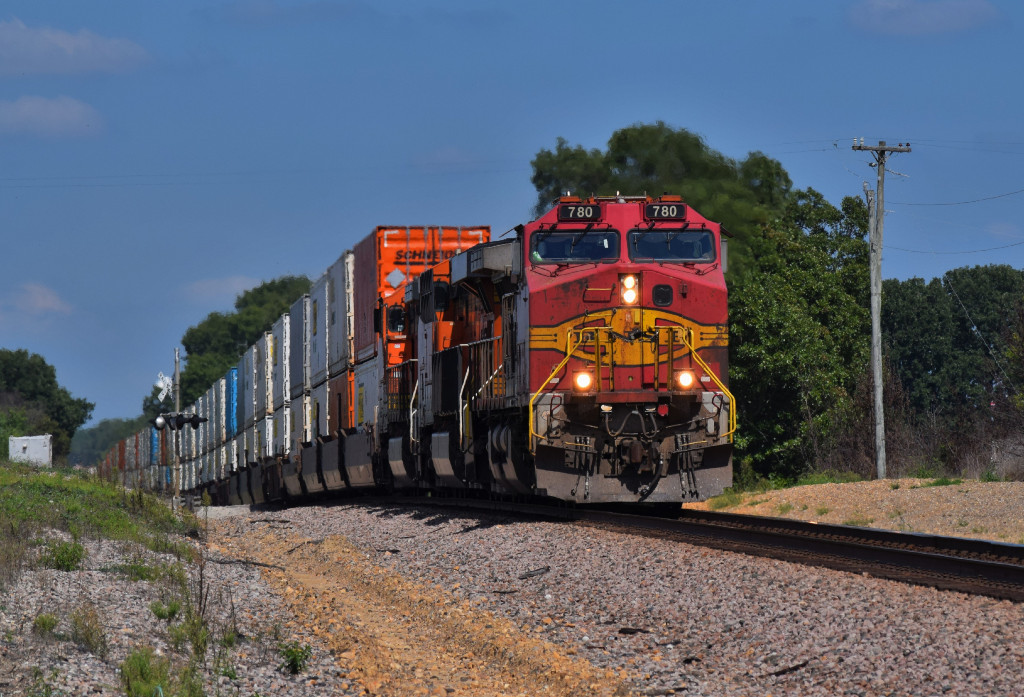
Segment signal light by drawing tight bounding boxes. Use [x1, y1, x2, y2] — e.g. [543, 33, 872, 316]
[150, 412, 208, 431]
[620, 275, 639, 305]
[677, 371, 695, 389]
[573, 372, 594, 391]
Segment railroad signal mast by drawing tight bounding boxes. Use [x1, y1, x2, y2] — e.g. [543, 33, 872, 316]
[852, 139, 911, 480]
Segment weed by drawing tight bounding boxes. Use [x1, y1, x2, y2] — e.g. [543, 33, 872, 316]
[150, 599, 181, 622]
[169, 613, 209, 659]
[887, 508, 905, 519]
[910, 463, 940, 479]
[69, 602, 108, 658]
[707, 488, 743, 510]
[980, 469, 1001, 483]
[890, 482, 900, 490]
[32, 612, 59, 638]
[922, 477, 963, 488]
[776, 502, 793, 515]
[842, 516, 874, 527]
[120, 646, 171, 697]
[279, 641, 312, 674]
[799, 504, 808, 511]
[176, 664, 204, 697]
[106, 556, 160, 582]
[815, 506, 830, 516]
[794, 470, 863, 487]
[39, 540, 86, 572]
[957, 519, 969, 528]
[745, 498, 769, 507]
[26, 666, 59, 697]
[972, 526, 987, 534]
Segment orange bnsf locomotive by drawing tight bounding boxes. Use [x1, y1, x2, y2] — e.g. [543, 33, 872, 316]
[103, 195, 733, 505]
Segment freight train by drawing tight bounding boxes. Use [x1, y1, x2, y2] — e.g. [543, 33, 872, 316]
[103, 195, 734, 505]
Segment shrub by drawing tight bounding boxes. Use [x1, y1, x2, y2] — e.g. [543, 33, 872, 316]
[279, 641, 312, 674]
[40, 540, 86, 572]
[120, 647, 170, 697]
[32, 613, 59, 638]
[69, 602, 108, 658]
[150, 599, 181, 622]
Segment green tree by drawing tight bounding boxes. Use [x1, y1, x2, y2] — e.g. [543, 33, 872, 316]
[178, 275, 310, 404]
[530, 122, 793, 274]
[0, 349, 94, 458]
[883, 265, 1024, 417]
[729, 191, 870, 478]
[0, 407, 29, 460]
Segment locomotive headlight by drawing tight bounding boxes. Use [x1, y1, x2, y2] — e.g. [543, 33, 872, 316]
[573, 371, 594, 391]
[620, 275, 639, 305]
[677, 370, 696, 389]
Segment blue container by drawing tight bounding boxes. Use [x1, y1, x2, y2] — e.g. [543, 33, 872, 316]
[150, 428, 160, 466]
[226, 367, 239, 438]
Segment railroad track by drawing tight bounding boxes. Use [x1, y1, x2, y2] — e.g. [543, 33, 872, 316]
[384, 495, 1024, 602]
[575, 508, 1024, 602]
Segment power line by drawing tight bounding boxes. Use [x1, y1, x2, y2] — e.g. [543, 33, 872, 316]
[890, 185, 1024, 206]
[887, 239, 1024, 255]
[943, 274, 1018, 396]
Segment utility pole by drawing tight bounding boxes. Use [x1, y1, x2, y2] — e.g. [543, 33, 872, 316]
[174, 347, 181, 500]
[852, 139, 911, 479]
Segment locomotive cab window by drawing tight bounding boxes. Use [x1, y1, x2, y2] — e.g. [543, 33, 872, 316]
[529, 230, 620, 264]
[628, 229, 716, 263]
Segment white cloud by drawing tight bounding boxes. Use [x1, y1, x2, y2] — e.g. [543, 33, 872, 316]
[0, 96, 102, 137]
[183, 276, 261, 307]
[9, 283, 72, 316]
[849, 0, 998, 35]
[0, 18, 148, 76]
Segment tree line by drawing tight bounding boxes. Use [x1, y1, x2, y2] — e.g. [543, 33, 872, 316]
[531, 122, 1024, 483]
[58, 122, 1024, 483]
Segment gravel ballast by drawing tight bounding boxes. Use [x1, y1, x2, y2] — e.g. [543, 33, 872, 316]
[3, 483, 1024, 696]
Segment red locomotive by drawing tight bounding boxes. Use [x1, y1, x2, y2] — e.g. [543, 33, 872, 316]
[105, 195, 734, 505]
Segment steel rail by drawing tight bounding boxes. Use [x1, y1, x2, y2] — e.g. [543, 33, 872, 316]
[368, 495, 1024, 602]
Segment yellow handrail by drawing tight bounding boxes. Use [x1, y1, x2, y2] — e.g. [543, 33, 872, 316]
[527, 325, 735, 451]
[528, 331, 585, 452]
[679, 328, 736, 440]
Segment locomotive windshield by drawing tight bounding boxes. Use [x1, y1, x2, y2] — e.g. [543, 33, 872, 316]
[628, 228, 716, 263]
[529, 230, 620, 264]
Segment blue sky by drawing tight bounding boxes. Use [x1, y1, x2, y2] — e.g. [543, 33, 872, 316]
[2, 0, 1022, 425]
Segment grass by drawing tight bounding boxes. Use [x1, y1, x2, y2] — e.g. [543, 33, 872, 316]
[0, 460, 199, 592]
[707, 488, 744, 510]
[0, 460, 199, 555]
[842, 516, 875, 527]
[151, 598, 182, 622]
[38, 540, 86, 571]
[920, 477, 963, 488]
[815, 506, 830, 516]
[776, 502, 794, 515]
[105, 557, 162, 582]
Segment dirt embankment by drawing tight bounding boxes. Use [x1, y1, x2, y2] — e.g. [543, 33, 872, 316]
[684, 479, 1024, 544]
[209, 517, 632, 697]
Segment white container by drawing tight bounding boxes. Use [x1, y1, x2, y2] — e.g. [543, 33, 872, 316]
[272, 314, 290, 411]
[239, 348, 256, 430]
[309, 273, 330, 388]
[289, 294, 310, 401]
[327, 252, 355, 375]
